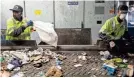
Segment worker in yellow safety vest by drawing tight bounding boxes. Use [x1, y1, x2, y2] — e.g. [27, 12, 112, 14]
[6, 5, 33, 40]
[99, 5, 132, 58]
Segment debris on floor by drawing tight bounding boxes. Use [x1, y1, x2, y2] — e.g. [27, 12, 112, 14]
[87, 56, 92, 59]
[126, 65, 134, 77]
[128, 53, 134, 56]
[1, 48, 66, 77]
[7, 63, 15, 70]
[116, 69, 123, 77]
[13, 67, 21, 71]
[56, 65, 62, 70]
[36, 71, 45, 77]
[112, 58, 123, 63]
[45, 66, 62, 77]
[78, 52, 87, 61]
[100, 50, 134, 77]
[73, 59, 78, 63]
[57, 54, 66, 61]
[81, 52, 87, 56]
[0, 70, 11, 77]
[1, 48, 133, 77]
[42, 56, 50, 63]
[91, 68, 96, 71]
[10, 51, 29, 62]
[123, 59, 128, 63]
[99, 51, 111, 61]
[78, 55, 87, 60]
[10, 58, 22, 68]
[116, 65, 134, 77]
[116, 63, 128, 68]
[92, 75, 96, 77]
[0, 56, 5, 62]
[74, 64, 82, 67]
[31, 55, 42, 62]
[44, 49, 57, 58]
[87, 72, 91, 74]
[103, 63, 117, 75]
[28, 48, 44, 57]
[33, 62, 42, 68]
[37, 47, 44, 52]
[0, 56, 7, 71]
[55, 57, 63, 66]
[11, 72, 24, 77]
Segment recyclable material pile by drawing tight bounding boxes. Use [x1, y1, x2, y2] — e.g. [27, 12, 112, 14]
[0, 48, 66, 77]
[0, 48, 134, 77]
[100, 51, 134, 77]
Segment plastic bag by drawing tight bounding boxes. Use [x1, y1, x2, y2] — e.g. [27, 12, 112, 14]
[33, 21, 58, 47]
[31, 31, 41, 45]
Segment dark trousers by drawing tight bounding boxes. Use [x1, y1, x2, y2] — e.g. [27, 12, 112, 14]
[107, 40, 128, 57]
[98, 33, 128, 58]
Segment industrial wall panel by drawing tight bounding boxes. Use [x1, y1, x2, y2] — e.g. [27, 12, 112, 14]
[25, 0, 53, 23]
[1, 0, 24, 29]
[55, 1, 84, 28]
[55, 28, 91, 45]
[84, 1, 115, 44]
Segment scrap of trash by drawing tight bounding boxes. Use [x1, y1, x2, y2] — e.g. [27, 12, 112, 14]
[0, 48, 66, 77]
[0, 48, 133, 77]
[99, 50, 134, 77]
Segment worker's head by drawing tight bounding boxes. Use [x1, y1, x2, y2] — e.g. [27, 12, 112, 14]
[129, 1, 134, 12]
[117, 5, 128, 20]
[130, 5, 134, 11]
[10, 5, 23, 20]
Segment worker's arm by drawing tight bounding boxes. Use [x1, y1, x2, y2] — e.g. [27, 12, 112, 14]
[99, 19, 114, 41]
[7, 20, 33, 37]
[24, 17, 35, 32]
[6, 19, 24, 37]
[123, 31, 130, 40]
[11, 26, 26, 37]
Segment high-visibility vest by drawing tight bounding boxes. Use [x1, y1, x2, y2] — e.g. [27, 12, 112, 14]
[99, 16, 127, 40]
[6, 17, 31, 40]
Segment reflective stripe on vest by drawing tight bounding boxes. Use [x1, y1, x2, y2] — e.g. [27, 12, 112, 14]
[111, 17, 126, 39]
[111, 17, 126, 30]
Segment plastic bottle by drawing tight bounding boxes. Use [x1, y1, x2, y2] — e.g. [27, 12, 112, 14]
[0, 56, 7, 70]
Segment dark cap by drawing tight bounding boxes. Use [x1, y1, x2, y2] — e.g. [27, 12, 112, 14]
[10, 5, 23, 12]
[118, 5, 128, 11]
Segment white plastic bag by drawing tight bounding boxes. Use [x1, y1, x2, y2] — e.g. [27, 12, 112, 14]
[31, 31, 41, 45]
[33, 21, 58, 47]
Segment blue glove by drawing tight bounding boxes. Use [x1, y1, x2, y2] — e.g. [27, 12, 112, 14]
[27, 20, 33, 26]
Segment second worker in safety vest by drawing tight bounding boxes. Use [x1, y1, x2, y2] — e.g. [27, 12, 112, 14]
[99, 5, 131, 58]
[6, 5, 33, 40]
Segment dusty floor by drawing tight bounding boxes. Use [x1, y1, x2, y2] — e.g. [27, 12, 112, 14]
[9, 51, 134, 77]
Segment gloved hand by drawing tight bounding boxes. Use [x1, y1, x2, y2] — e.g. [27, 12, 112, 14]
[109, 41, 115, 48]
[130, 36, 134, 41]
[26, 20, 33, 26]
[125, 41, 131, 46]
